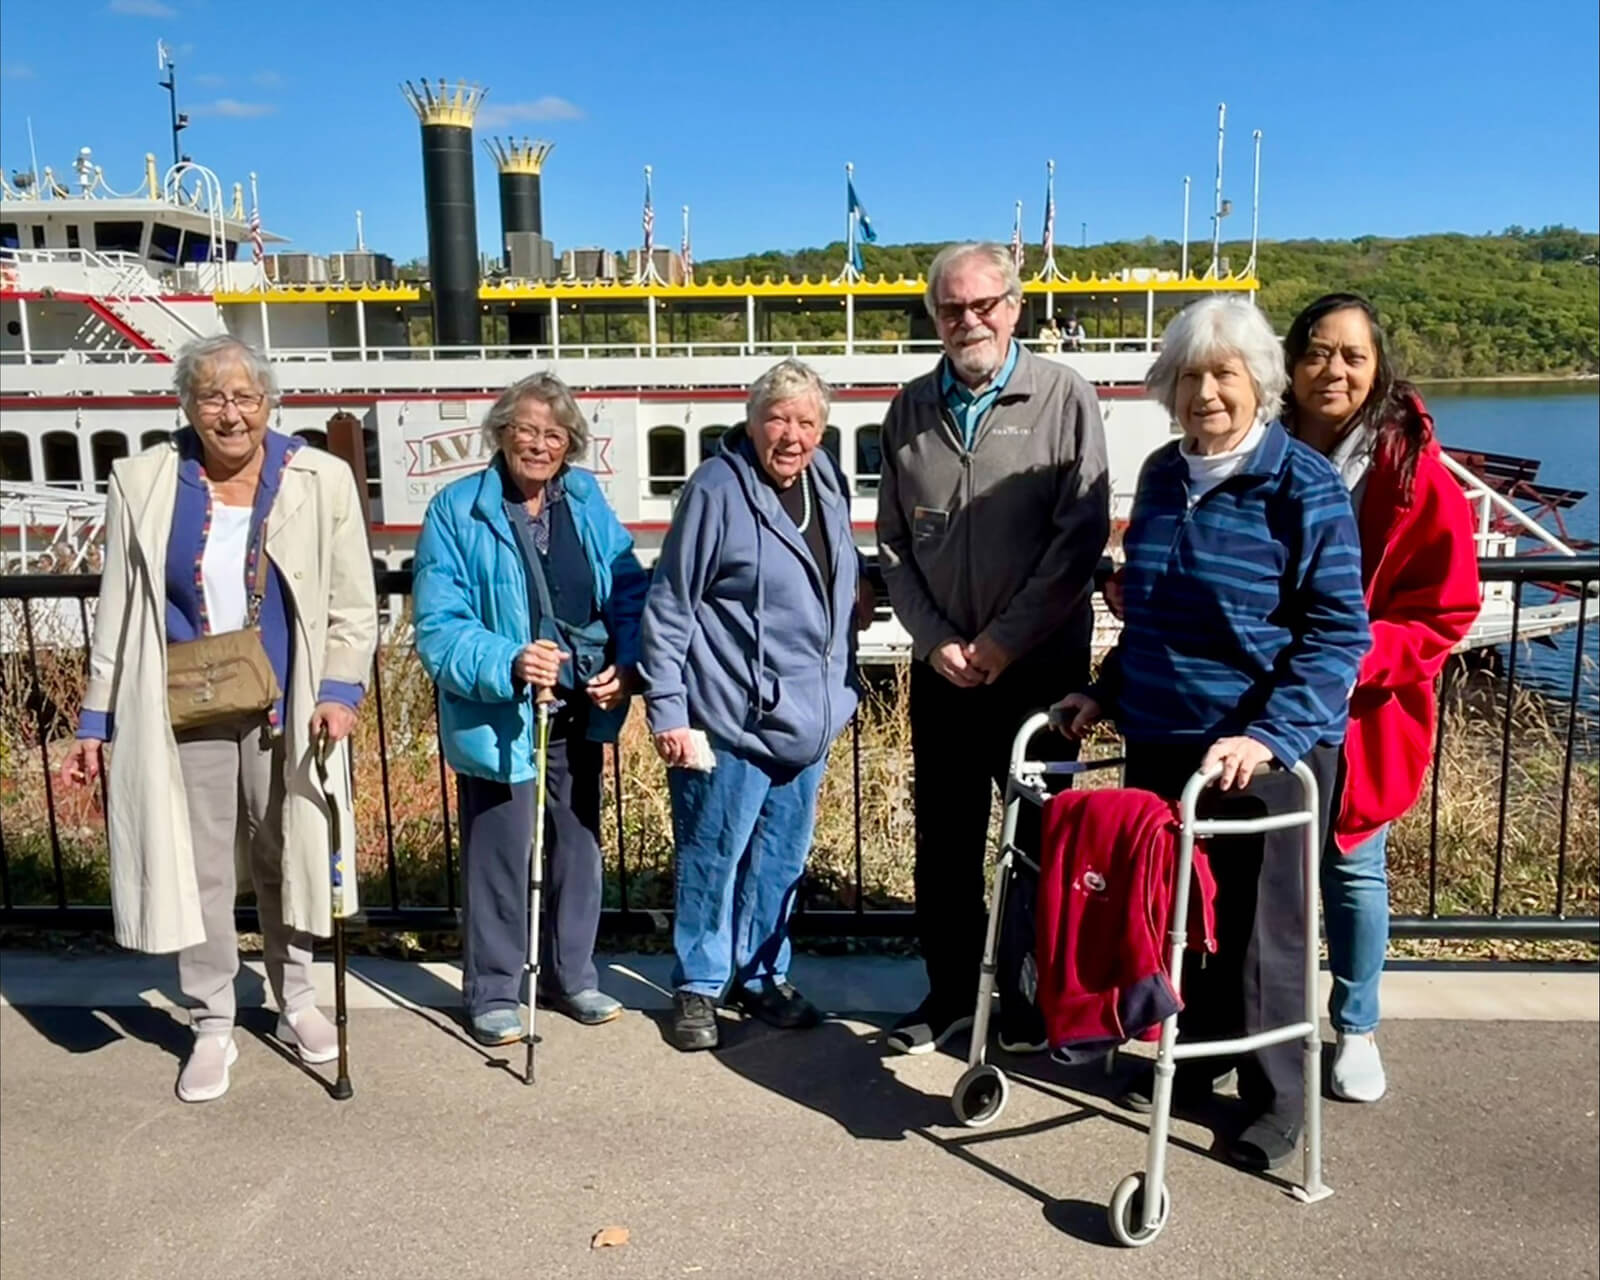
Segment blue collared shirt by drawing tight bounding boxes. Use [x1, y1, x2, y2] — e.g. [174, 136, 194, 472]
[940, 339, 1020, 450]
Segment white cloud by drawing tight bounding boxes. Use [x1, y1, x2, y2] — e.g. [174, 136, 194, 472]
[108, 0, 177, 16]
[193, 72, 226, 87]
[190, 98, 276, 118]
[251, 70, 282, 87]
[2, 63, 36, 79]
[476, 96, 583, 127]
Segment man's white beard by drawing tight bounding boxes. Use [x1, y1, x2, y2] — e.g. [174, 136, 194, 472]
[950, 330, 1001, 383]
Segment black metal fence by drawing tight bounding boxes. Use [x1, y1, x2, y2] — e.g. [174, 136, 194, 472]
[1, 556, 1596, 942]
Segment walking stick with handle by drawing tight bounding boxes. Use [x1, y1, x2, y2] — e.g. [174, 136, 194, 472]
[524, 684, 558, 1086]
[315, 726, 354, 1101]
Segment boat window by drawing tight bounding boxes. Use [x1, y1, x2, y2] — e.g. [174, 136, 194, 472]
[363, 425, 382, 502]
[178, 231, 216, 264]
[821, 426, 841, 465]
[647, 426, 687, 497]
[93, 221, 144, 255]
[149, 222, 182, 265]
[0, 431, 31, 482]
[224, 240, 240, 261]
[140, 429, 172, 449]
[41, 431, 82, 485]
[31, 225, 45, 249]
[295, 429, 328, 451]
[65, 224, 81, 249]
[855, 425, 882, 495]
[90, 432, 129, 490]
[697, 424, 726, 462]
[0, 222, 18, 251]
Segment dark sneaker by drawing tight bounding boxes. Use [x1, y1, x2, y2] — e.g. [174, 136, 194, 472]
[1118, 1063, 1237, 1114]
[729, 981, 824, 1030]
[997, 1006, 1050, 1054]
[1226, 1111, 1303, 1171]
[884, 1000, 973, 1056]
[669, 991, 720, 1052]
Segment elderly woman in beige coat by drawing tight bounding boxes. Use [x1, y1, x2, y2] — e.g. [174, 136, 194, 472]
[60, 334, 377, 1103]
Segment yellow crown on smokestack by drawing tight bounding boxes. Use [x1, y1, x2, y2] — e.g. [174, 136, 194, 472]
[401, 78, 487, 128]
[485, 137, 553, 176]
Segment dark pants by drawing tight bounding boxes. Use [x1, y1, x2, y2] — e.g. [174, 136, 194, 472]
[1123, 740, 1340, 1126]
[458, 712, 605, 1016]
[909, 640, 1089, 1015]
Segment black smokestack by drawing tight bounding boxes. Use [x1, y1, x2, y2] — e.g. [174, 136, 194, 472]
[402, 79, 485, 347]
[486, 138, 552, 266]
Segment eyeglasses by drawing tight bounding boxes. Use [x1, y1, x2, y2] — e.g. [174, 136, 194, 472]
[934, 294, 1012, 325]
[194, 391, 266, 414]
[502, 422, 569, 448]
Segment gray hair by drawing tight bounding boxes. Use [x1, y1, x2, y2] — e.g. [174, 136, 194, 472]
[481, 372, 590, 462]
[173, 335, 279, 407]
[1145, 296, 1287, 422]
[923, 242, 1023, 318]
[745, 358, 832, 427]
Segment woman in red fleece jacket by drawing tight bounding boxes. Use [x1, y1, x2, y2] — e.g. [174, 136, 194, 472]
[1283, 294, 1481, 1104]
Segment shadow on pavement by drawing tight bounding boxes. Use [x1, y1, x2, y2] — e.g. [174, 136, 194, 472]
[692, 1013, 953, 1140]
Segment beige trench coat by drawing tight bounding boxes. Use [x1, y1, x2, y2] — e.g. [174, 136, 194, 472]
[82, 439, 378, 954]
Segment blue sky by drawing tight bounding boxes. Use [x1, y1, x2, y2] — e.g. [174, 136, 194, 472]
[2, 0, 1596, 262]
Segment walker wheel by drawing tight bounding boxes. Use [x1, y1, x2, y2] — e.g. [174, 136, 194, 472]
[950, 1063, 1010, 1128]
[1107, 1172, 1170, 1247]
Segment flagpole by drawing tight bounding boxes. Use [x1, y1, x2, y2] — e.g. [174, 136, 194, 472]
[637, 163, 663, 286]
[1181, 175, 1191, 279]
[249, 170, 265, 290]
[842, 161, 858, 283]
[1247, 129, 1262, 279]
[1039, 156, 1063, 285]
[1210, 102, 1226, 280]
[681, 203, 692, 284]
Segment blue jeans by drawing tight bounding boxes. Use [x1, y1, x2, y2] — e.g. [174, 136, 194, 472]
[668, 749, 826, 998]
[1322, 825, 1390, 1034]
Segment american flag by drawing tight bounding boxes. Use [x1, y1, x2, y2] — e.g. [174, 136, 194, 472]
[249, 202, 263, 266]
[641, 175, 655, 259]
[1010, 203, 1024, 274]
[681, 213, 694, 284]
[1042, 179, 1056, 260]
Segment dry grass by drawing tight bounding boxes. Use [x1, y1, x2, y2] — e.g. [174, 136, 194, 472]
[1, 599, 1595, 960]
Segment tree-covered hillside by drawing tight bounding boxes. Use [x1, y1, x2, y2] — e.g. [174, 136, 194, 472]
[693, 226, 1598, 378]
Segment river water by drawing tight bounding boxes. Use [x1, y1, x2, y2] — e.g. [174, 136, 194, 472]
[1424, 382, 1598, 705]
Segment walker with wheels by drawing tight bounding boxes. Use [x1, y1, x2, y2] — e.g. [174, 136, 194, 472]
[948, 711, 1332, 1247]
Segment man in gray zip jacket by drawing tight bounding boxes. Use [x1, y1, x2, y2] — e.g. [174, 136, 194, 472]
[876, 241, 1111, 1055]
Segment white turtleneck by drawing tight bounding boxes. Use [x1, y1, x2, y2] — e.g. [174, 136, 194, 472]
[1182, 418, 1268, 505]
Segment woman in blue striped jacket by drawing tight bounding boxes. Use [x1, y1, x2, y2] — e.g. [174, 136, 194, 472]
[1055, 296, 1370, 1172]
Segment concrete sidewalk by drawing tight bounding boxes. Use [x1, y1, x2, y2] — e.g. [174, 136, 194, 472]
[2, 949, 1597, 1020]
[1, 952, 1597, 1280]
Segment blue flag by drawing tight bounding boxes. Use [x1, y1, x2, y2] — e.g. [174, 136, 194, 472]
[848, 177, 876, 271]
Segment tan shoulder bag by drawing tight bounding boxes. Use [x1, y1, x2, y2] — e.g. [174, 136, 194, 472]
[166, 518, 283, 731]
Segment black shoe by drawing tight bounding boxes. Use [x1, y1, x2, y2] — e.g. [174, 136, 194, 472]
[1118, 1063, 1237, 1114]
[669, 991, 720, 1052]
[885, 999, 973, 1056]
[1226, 1111, 1302, 1171]
[728, 980, 824, 1030]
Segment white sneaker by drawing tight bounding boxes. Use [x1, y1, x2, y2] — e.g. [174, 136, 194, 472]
[1330, 1032, 1387, 1102]
[276, 1006, 339, 1065]
[176, 1033, 239, 1103]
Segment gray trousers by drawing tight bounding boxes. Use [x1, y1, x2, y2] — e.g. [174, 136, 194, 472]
[175, 718, 316, 1033]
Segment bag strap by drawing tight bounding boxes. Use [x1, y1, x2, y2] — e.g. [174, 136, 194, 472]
[244, 516, 270, 628]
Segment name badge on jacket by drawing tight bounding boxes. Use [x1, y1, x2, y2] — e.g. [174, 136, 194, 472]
[912, 506, 949, 541]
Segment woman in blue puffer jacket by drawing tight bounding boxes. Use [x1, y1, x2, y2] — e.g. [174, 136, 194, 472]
[414, 372, 647, 1046]
[640, 358, 865, 1053]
